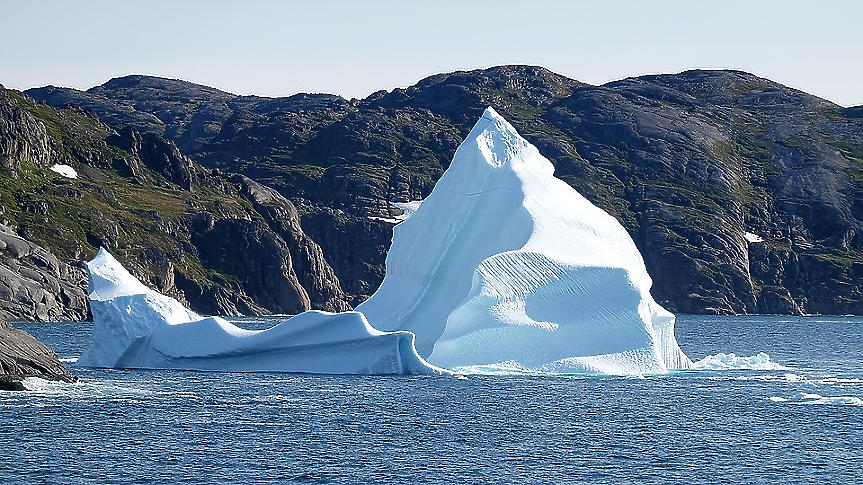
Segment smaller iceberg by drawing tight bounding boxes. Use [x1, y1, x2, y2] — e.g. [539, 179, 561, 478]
[77, 248, 443, 375]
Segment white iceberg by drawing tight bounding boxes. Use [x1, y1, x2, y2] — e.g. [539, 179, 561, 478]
[79, 107, 691, 376]
[77, 248, 443, 374]
[357, 107, 692, 374]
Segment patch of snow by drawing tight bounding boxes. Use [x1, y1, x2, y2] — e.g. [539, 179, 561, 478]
[368, 200, 425, 224]
[49, 164, 78, 179]
[744, 232, 764, 243]
[391, 200, 423, 221]
[368, 216, 402, 224]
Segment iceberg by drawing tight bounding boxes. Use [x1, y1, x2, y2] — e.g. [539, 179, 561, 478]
[79, 107, 690, 376]
[357, 107, 692, 374]
[77, 249, 443, 375]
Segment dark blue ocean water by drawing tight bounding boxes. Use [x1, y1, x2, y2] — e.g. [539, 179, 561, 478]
[2, 315, 862, 484]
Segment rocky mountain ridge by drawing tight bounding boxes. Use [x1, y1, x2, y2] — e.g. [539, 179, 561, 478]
[3, 65, 862, 319]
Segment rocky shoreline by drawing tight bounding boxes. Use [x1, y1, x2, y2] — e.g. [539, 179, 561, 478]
[0, 319, 75, 391]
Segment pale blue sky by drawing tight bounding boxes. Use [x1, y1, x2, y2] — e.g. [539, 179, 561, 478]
[3, 0, 861, 106]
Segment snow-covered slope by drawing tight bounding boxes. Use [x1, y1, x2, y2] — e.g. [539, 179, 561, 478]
[78, 248, 442, 374]
[357, 107, 692, 374]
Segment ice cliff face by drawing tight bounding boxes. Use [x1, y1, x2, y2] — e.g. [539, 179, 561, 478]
[358, 107, 692, 374]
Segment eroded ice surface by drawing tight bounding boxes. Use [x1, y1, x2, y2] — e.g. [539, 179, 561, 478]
[77, 249, 442, 375]
[358, 107, 692, 374]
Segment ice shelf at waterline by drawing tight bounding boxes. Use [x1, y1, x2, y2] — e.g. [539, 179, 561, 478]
[77, 249, 443, 374]
[358, 107, 692, 374]
[79, 107, 691, 376]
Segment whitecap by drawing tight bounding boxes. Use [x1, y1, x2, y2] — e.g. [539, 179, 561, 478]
[691, 352, 790, 371]
[767, 392, 863, 406]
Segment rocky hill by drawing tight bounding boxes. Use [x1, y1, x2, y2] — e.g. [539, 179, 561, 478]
[0, 85, 349, 321]
[6, 65, 863, 318]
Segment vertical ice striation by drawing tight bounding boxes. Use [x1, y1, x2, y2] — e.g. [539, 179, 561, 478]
[358, 107, 692, 374]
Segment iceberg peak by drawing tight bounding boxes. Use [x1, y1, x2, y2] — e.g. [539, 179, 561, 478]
[87, 247, 155, 301]
[461, 106, 549, 173]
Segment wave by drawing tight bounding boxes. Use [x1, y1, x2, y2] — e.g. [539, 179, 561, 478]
[769, 392, 863, 406]
[13, 377, 170, 400]
[690, 352, 791, 371]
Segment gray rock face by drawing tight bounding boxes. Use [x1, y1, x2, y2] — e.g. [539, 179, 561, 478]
[233, 175, 350, 312]
[0, 89, 52, 173]
[192, 218, 311, 315]
[109, 126, 195, 190]
[1, 84, 360, 320]
[298, 206, 393, 305]
[0, 224, 89, 322]
[0, 318, 75, 389]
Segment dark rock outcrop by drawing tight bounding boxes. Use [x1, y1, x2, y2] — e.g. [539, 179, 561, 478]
[108, 126, 195, 190]
[192, 218, 310, 315]
[298, 205, 393, 306]
[233, 175, 350, 311]
[0, 319, 75, 390]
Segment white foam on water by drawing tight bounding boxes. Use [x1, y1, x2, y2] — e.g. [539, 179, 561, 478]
[774, 392, 863, 406]
[691, 352, 791, 371]
[451, 361, 540, 376]
[17, 376, 171, 400]
[820, 377, 863, 385]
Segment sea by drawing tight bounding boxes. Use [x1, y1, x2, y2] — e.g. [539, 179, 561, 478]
[2, 315, 861, 484]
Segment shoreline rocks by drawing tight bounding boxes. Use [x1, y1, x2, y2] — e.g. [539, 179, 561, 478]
[0, 319, 76, 391]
